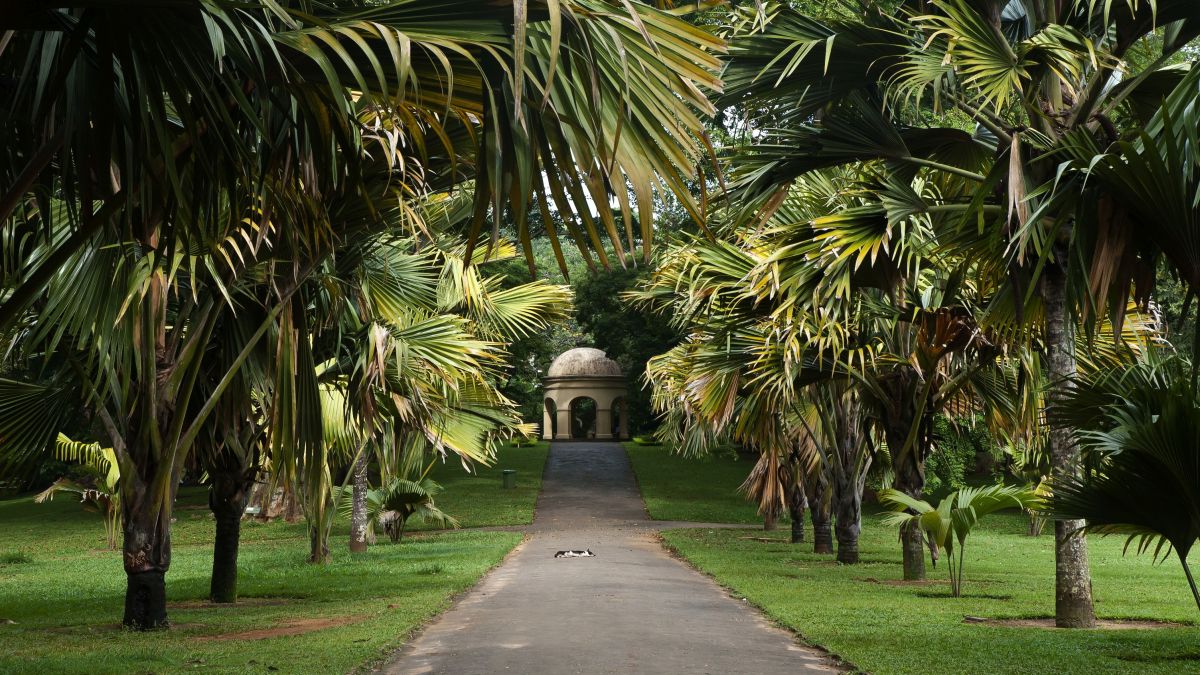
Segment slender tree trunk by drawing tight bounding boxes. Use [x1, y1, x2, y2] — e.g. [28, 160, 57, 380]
[808, 474, 834, 554]
[349, 453, 369, 553]
[122, 472, 172, 630]
[787, 477, 807, 544]
[209, 470, 252, 603]
[1043, 250, 1097, 628]
[763, 511, 778, 531]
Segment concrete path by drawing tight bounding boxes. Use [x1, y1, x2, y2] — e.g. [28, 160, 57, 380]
[381, 442, 837, 674]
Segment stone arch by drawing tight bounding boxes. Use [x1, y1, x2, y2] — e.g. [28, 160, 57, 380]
[568, 396, 598, 439]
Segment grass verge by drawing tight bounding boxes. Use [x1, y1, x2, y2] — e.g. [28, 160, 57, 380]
[624, 442, 766, 524]
[415, 441, 549, 529]
[0, 443, 545, 674]
[660, 513, 1200, 673]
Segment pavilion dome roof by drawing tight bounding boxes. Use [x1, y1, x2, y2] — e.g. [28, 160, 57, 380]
[547, 347, 623, 378]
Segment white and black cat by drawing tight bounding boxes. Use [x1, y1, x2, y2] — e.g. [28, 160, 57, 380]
[554, 549, 595, 558]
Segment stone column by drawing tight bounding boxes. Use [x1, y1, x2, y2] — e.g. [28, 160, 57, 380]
[618, 406, 629, 440]
[595, 408, 613, 439]
[555, 406, 573, 440]
[542, 403, 554, 440]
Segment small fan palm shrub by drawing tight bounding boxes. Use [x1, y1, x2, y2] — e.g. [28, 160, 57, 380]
[376, 479, 459, 543]
[881, 485, 1040, 597]
[342, 478, 459, 544]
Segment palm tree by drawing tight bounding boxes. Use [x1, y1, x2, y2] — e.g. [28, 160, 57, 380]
[0, 0, 722, 629]
[640, 170, 1011, 574]
[33, 435, 122, 550]
[714, 0, 1200, 627]
[881, 484, 1041, 597]
[1047, 354, 1200, 611]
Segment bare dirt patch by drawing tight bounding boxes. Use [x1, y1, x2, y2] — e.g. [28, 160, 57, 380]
[193, 615, 369, 641]
[963, 616, 1188, 630]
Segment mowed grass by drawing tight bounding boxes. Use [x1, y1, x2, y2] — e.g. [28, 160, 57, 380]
[415, 441, 549, 529]
[0, 443, 547, 674]
[655, 500, 1200, 673]
[624, 443, 767, 524]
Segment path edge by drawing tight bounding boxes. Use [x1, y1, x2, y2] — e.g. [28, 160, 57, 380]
[654, 530, 859, 674]
[358, 534, 531, 674]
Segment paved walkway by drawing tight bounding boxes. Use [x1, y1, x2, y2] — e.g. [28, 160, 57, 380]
[382, 442, 837, 674]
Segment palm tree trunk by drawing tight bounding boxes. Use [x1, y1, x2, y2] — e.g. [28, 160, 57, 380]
[208, 470, 251, 603]
[349, 453, 369, 553]
[808, 474, 834, 554]
[1044, 249, 1097, 628]
[895, 458, 926, 581]
[121, 471, 172, 630]
[787, 477, 807, 544]
[833, 473, 862, 564]
[309, 526, 331, 564]
[763, 510, 778, 531]
[833, 400, 866, 564]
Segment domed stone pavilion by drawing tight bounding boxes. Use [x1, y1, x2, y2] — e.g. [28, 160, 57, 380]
[542, 347, 629, 440]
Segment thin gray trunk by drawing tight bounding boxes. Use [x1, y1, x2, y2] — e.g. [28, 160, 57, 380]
[348, 453, 369, 553]
[1043, 248, 1097, 628]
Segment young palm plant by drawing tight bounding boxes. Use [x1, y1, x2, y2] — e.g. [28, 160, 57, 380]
[34, 435, 122, 550]
[881, 484, 1041, 597]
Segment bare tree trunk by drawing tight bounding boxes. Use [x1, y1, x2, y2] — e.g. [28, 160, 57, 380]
[348, 453, 369, 553]
[833, 397, 867, 564]
[787, 477, 807, 544]
[309, 526, 331, 564]
[808, 473, 833, 554]
[895, 459, 926, 581]
[1044, 249, 1096, 628]
[122, 470, 172, 630]
[209, 470, 252, 603]
[832, 472, 863, 565]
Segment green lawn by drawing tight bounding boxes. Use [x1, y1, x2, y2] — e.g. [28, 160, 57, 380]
[0, 443, 547, 674]
[652, 492, 1200, 673]
[417, 441, 549, 529]
[624, 442, 768, 523]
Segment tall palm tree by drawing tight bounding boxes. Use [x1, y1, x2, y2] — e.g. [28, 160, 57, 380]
[713, 0, 1200, 627]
